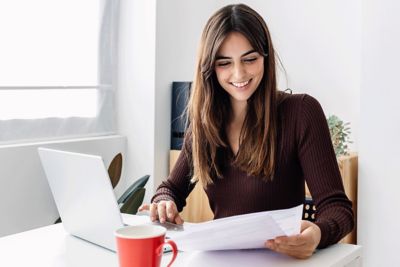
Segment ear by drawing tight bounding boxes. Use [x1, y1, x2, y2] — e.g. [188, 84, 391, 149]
[108, 153, 123, 188]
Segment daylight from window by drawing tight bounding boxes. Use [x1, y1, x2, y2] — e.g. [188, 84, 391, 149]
[0, 89, 98, 119]
[0, 0, 100, 119]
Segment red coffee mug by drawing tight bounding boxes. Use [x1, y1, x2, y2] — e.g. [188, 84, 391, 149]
[115, 225, 178, 267]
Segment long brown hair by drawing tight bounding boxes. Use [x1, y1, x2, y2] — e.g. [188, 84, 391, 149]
[187, 4, 279, 186]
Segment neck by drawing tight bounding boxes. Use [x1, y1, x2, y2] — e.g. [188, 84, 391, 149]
[230, 99, 247, 126]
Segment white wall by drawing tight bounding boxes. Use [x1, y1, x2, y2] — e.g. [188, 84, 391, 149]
[261, 0, 361, 149]
[116, 0, 156, 203]
[0, 135, 126, 237]
[358, 0, 400, 265]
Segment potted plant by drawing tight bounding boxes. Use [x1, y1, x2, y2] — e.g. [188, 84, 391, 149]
[327, 115, 352, 156]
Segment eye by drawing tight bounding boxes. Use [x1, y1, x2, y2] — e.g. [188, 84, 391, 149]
[243, 57, 258, 64]
[215, 61, 231, 67]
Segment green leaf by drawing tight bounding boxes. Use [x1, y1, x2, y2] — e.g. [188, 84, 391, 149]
[326, 115, 352, 156]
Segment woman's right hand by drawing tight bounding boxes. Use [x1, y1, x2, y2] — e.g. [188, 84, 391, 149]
[138, 201, 184, 225]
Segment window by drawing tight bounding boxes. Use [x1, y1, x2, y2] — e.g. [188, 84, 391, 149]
[0, 0, 117, 144]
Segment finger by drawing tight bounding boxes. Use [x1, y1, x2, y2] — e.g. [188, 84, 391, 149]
[157, 201, 167, 223]
[265, 240, 303, 254]
[164, 201, 184, 224]
[138, 203, 150, 211]
[274, 242, 312, 256]
[165, 201, 177, 222]
[275, 235, 306, 246]
[149, 203, 158, 221]
[269, 240, 298, 251]
[174, 214, 184, 225]
[265, 241, 312, 259]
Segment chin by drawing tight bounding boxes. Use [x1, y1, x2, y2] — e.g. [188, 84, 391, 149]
[230, 94, 253, 103]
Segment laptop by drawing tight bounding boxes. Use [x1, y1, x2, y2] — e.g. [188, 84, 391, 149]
[38, 147, 180, 252]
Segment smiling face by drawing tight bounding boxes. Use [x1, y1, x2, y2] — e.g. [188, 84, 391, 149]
[214, 32, 264, 107]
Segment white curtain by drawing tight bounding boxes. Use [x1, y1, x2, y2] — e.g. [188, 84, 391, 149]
[0, 0, 118, 144]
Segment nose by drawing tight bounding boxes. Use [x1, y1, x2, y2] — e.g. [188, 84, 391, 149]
[232, 63, 246, 81]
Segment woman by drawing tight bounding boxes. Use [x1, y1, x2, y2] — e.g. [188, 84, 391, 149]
[140, 3, 354, 259]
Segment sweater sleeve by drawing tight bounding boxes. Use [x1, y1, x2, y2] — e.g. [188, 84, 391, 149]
[151, 134, 195, 212]
[297, 94, 354, 248]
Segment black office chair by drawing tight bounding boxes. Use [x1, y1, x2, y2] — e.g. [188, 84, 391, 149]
[118, 175, 149, 214]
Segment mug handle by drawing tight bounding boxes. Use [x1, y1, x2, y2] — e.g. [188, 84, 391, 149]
[161, 240, 178, 267]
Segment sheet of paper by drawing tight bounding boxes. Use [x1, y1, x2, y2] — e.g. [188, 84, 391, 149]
[167, 204, 303, 251]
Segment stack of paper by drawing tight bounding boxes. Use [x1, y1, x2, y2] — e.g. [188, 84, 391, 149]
[167, 204, 303, 251]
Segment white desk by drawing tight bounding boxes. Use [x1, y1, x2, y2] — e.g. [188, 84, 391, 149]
[0, 224, 362, 267]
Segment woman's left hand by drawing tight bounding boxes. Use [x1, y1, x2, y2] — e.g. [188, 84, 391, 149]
[265, 220, 321, 259]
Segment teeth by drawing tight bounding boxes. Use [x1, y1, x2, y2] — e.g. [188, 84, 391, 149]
[232, 80, 250, 88]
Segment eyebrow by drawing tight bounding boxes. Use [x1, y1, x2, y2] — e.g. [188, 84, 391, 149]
[215, 49, 257, 60]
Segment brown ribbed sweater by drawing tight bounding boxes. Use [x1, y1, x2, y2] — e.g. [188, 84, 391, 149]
[152, 93, 354, 248]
